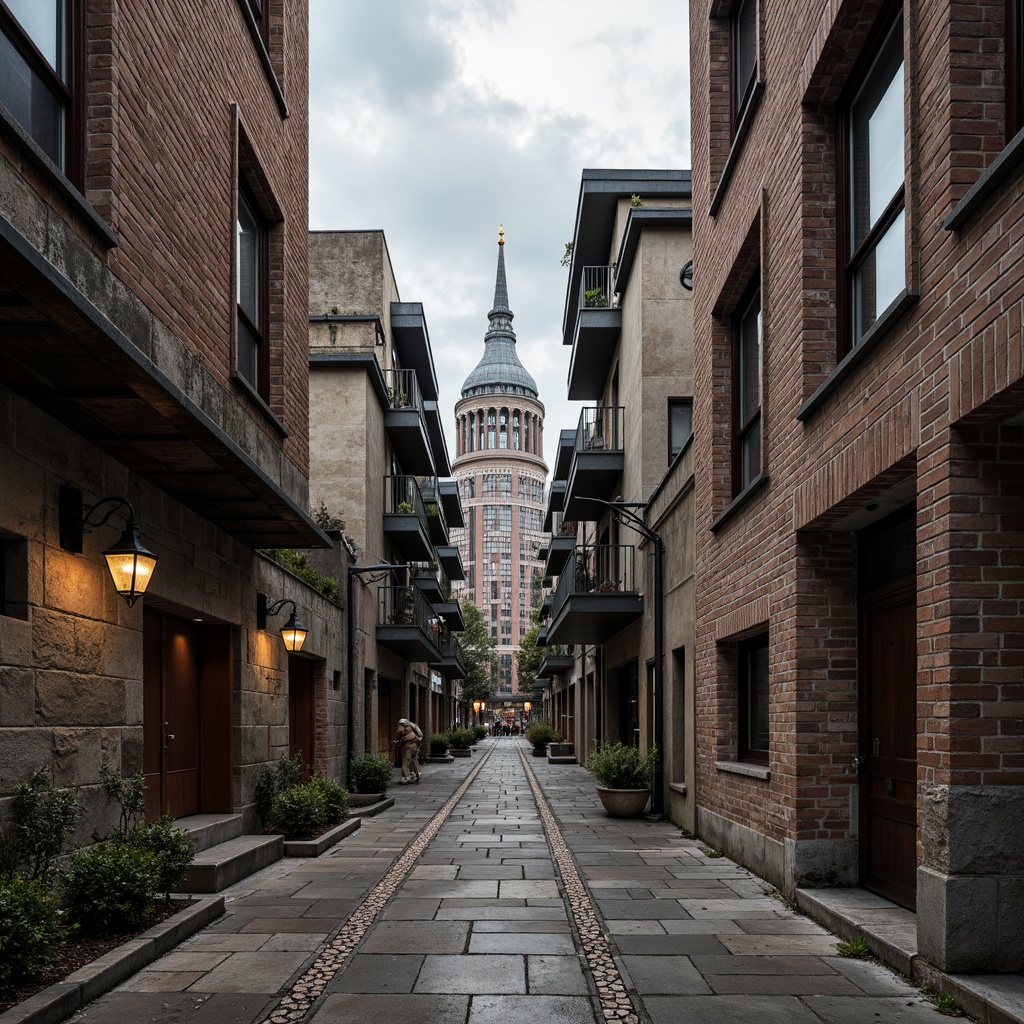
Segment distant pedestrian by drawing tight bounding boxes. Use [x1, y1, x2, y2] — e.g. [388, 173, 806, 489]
[393, 718, 422, 783]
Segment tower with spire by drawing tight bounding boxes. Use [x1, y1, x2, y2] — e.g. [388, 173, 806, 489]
[450, 228, 548, 702]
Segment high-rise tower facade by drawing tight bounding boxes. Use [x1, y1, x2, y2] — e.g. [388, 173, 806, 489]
[451, 230, 548, 696]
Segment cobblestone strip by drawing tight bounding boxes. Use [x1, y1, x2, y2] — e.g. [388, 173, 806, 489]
[261, 748, 496, 1024]
[518, 749, 641, 1024]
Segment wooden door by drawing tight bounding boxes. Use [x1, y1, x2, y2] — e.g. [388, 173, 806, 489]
[143, 610, 200, 820]
[378, 678, 393, 759]
[288, 656, 315, 775]
[860, 583, 917, 909]
[618, 661, 639, 746]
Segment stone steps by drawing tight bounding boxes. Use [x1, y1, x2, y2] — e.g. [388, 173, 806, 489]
[175, 813, 244, 854]
[181, 834, 283, 893]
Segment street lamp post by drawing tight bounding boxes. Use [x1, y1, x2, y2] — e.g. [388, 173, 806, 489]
[589, 498, 665, 820]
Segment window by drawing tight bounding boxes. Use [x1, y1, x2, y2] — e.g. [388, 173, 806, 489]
[731, 0, 758, 133]
[668, 399, 693, 462]
[738, 634, 769, 763]
[243, 0, 267, 43]
[1009, 0, 1024, 139]
[843, 11, 905, 349]
[0, 531, 28, 620]
[0, 0, 80, 182]
[733, 287, 762, 494]
[236, 185, 269, 399]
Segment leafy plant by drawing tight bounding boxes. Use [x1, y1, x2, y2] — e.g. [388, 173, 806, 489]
[253, 752, 308, 828]
[585, 742, 657, 789]
[935, 993, 964, 1016]
[396, 501, 414, 514]
[268, 785, 325, 840]
[99, 758, 145, 838]
[472, 725, 488, 742]
[6, 768, 80, 883]
[258, 548, 340, 602]
[630, 193, 643, 206]
[426, 502, 440, 518]
[312, 500, 345, 532]
[525, 721, 562, 751]
[308, 776, 349, 824]
[348, 753, 393, 794]
[121, 817, 195, 902]
[59, 842, 159, 935]
[836, 935, 871, 959]
[704, 848, 725, 859]
[0, 876, 65, 994]
[429, 732, 451, 756]
[583, 286, 607, 307]
[560, 241, 573, 267]
[448, 728, 475, 750]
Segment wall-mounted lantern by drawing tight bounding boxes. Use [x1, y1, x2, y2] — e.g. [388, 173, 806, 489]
[256, 593, 308, 652]
[59, 486, 159, 607]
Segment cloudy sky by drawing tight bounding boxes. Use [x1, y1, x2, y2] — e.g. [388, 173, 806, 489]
[308, 0, 691, 470]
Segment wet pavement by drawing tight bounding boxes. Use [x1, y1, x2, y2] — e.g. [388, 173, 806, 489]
[71, 738, 942, 1024]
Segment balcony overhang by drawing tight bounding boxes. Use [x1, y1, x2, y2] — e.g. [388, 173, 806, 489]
[567, 307, 621, 401]
[538, 593, 553, 623]
[553, 430, 576, 482]
[536, 625, 549, 648]
[545, 535, 575, 577]
[436, 545, 465, 581]
[411, 572, 444, 604]
[543, 480, 567, 532]
[384, 408, 434, 475]
[383, 513, 433, 562]
[431, 650, 466, 679]
[376, 625, 441, 662]
[546, 592, 644, 645]
[423, 402, 451, 477]
[390, 303, 439, 401]
[438, 479, 465, 528]
[538, 652, 574, 676]
[433, 599, 465, 632]
[564, 450, 625, 519]
[0, 215, 329, 548]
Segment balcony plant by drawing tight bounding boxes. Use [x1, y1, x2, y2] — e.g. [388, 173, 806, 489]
[583, 286, 607, 308]
[585, 742, 657, 818]
[396, 501, 413, 514]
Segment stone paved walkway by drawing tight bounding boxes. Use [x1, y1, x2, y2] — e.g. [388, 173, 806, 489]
[71, 738, 942, 1024]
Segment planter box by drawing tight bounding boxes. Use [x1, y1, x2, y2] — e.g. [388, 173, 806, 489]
[349, 792, 385, 807]
[427, 755, 453, 763]
[531, 747, 547, 757]
[596, 787, 651, 818]
[450, 748, 472, 757]
[283, 818, 361, 857]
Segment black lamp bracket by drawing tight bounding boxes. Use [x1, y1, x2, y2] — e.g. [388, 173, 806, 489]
[257, 593, 296, 631]
[59, 485, 139, 553]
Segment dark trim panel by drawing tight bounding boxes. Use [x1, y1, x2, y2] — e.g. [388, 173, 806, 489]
[709, 79, 765, 217]
[236, 0, 289, 119]
[944, 124, 1024, 231]
[308, 350, 389, 408]
[709, 471, 769, 534]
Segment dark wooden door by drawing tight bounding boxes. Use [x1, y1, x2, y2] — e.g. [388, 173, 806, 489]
[378, 678, 393, 760]
[288, 656, 315, 775]
[618, 661, 639, 746]
[860, 583, 917, 909]
[143, 610, 200, 820]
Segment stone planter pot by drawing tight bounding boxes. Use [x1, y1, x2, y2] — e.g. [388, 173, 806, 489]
[348, 792, 386, 807]
[596, 787, 651, 818]
[531, 746, 547, 757]
[549, 743, 574, 758]
[450, 748, 472, 757]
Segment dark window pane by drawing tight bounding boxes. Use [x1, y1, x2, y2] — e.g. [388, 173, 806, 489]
[237, 194, 260, 327]
[741, 414, 761, 490]
[6, 0, 63, 75]
[237, 314, 259, 389]
[0, 28, 64, 167]
[738, 292, 761, 426]
[734, 0, 757, 105]
[747, 642, 769, 752]
[669, 400, 693, 459]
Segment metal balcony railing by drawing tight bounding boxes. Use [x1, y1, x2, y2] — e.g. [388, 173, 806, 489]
[551, 544, 637, 610]
[378, 585, 440, 638]
[384, 474, 427, 521]
[383, 367, 423, 411]
[437, 631, 463, 661]
[579, 266, 615, 309]
[418, 476, 448, 537]
[575, 406, 624, 453]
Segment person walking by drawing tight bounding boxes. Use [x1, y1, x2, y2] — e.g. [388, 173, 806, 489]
[393, 718, 422, 784]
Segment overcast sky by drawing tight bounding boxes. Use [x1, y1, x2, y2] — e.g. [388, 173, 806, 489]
[308, 0, 691, 471]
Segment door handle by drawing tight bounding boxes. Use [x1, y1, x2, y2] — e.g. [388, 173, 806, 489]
[852, 755, 868, 770]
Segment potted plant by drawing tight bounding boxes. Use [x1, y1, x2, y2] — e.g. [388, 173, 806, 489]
[585, 742, 657, 817]
[396, 501, 414, 514]
[448, 727, 474, 756]
[428, 732, 452, 762]
[347, 753, 392, 806]
[525, 721, 562, 758]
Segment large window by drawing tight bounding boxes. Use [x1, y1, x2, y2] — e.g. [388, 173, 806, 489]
[0, 1, 79, 181]
[1009, 0, 1024, 139]
[731, 0, 757, 133]
[668, 398, 693, 462]
[738, 634, 769, 763]
[733, 287, 762, 494]
[236, 186, 269, 400]
[844, 11, 905, 349]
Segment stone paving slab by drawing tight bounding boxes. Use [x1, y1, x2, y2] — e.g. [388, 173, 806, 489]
[467, 993, 597, 1024]
[643, 993, 825, 1024]
[310, 993, 469, 1024]
[324, 953, 424, 993]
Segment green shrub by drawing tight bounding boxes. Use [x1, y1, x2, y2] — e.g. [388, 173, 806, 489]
[267, 786, 325, 839]
[428, 732, 451, 756]
[6, 768, 80, 884]
[0, 876, 65, 994]
[525, 721, 562, 750]
[472, 725, 488, 742]
[59, 842, 159, 935]
[308, 776, 349, 824]
[585, 742, 658, 789]
[254, 752, 308, 828]
[448, 728, 474, 750]
[122, 817, 195, 901]
[348, 753, 393, 794]
[99, 758, 145, 838]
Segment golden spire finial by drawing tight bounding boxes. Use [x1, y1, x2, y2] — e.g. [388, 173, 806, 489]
[498, 224, 505, 246]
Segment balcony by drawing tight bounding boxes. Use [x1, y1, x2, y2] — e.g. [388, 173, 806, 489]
[538, 644, 574, 677]
[418, 477, 449, 545]
[383, 475, 433, 562]
[567, 266, 621, 401]
[383, 368, 433, 474]
[410, 561, 444, 603]
[563, 407, 625, 520]
[433, 596, 465, 632]
[376, 586, 442, 662]
[545, 512, 578, 577]
[438, 479, 465, 529]
[543, 480, 567, 532]
[431, 632, 466, 679]
[547, 544, 643, 645]
[436, 544, 465, 581]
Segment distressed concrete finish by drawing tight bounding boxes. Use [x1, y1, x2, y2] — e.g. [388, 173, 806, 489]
[64, 740, 1006, 1024]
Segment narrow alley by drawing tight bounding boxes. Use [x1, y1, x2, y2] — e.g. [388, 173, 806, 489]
[69, 740, 940, 1024]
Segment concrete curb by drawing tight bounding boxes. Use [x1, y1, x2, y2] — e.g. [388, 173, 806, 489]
[0, 896, 225, 1024]
[347, 797, 395, 819]
[283, 817, 361, 857]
